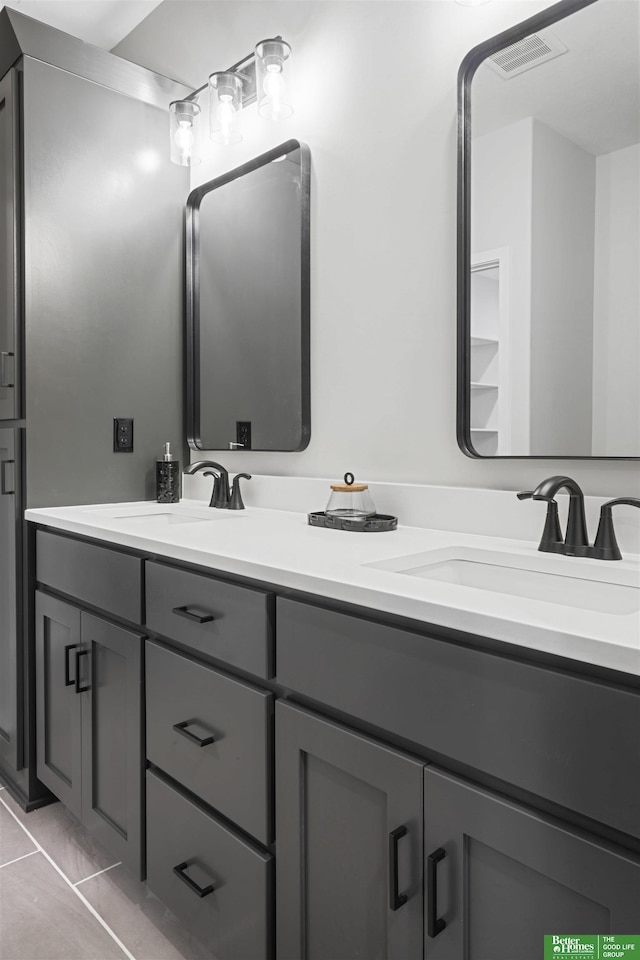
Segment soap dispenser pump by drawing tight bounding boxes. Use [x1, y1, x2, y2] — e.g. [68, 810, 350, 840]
[156, 442, 180, 503]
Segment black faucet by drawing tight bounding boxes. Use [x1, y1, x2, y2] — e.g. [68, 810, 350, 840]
[532, 475, 588, 554]
[183, 460, 231, 508]
[518, 476, 640, 560]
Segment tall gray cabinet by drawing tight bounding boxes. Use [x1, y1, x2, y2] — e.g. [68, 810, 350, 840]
[0, 8, 190, 806]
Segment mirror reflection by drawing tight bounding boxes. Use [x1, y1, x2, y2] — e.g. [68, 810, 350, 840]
[460, 0, 639, 458]
[187, 140, 310, 452]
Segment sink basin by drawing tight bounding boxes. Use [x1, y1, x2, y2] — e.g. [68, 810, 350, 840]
[367, 547, 640, 615]
[81, 503, 241, 524]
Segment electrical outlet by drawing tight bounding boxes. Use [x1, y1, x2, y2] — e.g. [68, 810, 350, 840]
[237, 421, 251, 449]
[113, 418, 134, 452]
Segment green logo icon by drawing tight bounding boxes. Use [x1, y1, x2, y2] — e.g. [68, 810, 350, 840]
[544, 936, 640, 959]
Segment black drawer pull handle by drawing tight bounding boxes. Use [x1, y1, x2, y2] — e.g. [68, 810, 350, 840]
[64, 644, 79, 686]
[173, 720, 215, 747]
[172, 606, 215, 624]
[427, 847, 447, 938]
[173, 861, 215, 898]
[389, 825, 409, 911]
[0, 460, 15, 495]
[74, 649, 90, 694]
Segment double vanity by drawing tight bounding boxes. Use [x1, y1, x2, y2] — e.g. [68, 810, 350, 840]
[25, 493, 640, 959]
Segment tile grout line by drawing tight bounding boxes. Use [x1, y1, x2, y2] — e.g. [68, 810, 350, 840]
[0, 849, 40, 870]
[74, 860, 122, 887]
[0, 796, 137, 960]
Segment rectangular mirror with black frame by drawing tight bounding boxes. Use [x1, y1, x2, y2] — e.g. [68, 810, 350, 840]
[186, 139, 310, 452]
[457, 0, 639, 459]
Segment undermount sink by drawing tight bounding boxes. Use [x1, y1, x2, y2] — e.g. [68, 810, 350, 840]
[81, 503, 241, 524]
[367, 547, 640, 615]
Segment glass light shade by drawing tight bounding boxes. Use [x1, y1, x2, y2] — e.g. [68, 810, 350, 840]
[255, 38, 293, 121]
[209, 72, 243, 145]
[169, 100, 201, 166]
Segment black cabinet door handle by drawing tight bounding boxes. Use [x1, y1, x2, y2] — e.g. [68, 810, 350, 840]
[64, 644, 79, 686]
[172, 605, 215, 624]
[173, 861, 215, 898]
[0, 351, 14, 388]
[0, 459, 15, 495]
[427, 847, 447, 938]
[389, 825, 409, 911]
[74, 649, 90, 693]
[173, 720, 215, 747]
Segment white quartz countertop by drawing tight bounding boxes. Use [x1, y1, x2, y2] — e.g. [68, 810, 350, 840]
[25, 500, 640, 677]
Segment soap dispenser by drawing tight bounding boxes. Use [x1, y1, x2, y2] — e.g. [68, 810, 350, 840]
[156, 442, 180, 503]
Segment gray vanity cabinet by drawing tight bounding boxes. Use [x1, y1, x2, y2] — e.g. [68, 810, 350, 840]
[0, 427, 21, 770]
[423, 767, 640, 958]
[0, 69, 18, 422]
[35, 590, 143, 875]
[276, 700, 425, 960]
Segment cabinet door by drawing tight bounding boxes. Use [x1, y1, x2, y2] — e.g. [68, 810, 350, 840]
[80, 612, 143, 876]
[0, 69, 19, 421]
[35, 593, 82, 818]
[424, 767, 640, 959]
[0, 428, 21, 769]
[276, 701, 424, 960]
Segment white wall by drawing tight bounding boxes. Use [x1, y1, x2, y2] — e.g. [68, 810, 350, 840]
[115, 1, 640, 497]
[530, 119, 595, 455]
[472, 117, 533, 453]
[592, 142, 640, 456]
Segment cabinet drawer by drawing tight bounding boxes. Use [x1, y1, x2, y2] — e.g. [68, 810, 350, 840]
[146, 641, 272, 844]
[145, 561, 273, 678]
[36, 530, 142, 624]
[276, 598, 640, 840]
[146, 769, 272, 960]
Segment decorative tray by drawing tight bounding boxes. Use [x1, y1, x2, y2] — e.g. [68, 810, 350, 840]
[308, 512, 398, 533]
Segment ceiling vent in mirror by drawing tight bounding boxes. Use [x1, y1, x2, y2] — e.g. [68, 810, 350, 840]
[486, 31, 568, 79]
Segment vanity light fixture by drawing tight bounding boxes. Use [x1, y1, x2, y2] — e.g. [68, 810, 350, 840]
[169, 36, 293, 166]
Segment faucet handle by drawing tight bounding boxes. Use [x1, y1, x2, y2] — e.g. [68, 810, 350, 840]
[230, 473, 252, 510]
[592, 498, 640, 561]
[517, 490, 563, 552]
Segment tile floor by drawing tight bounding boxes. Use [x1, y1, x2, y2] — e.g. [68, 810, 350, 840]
[0, 784, 212, 960]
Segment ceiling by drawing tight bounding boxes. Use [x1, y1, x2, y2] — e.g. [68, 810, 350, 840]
[473, 0, 639, 156]
[0, 0, 163, 50]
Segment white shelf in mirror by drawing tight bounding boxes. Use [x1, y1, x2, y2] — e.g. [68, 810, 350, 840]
[469, 248, 510, 455]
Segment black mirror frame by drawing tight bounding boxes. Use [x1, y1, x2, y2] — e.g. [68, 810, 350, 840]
[185, 139, 311, 452]
[456, 0, 637, 461]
